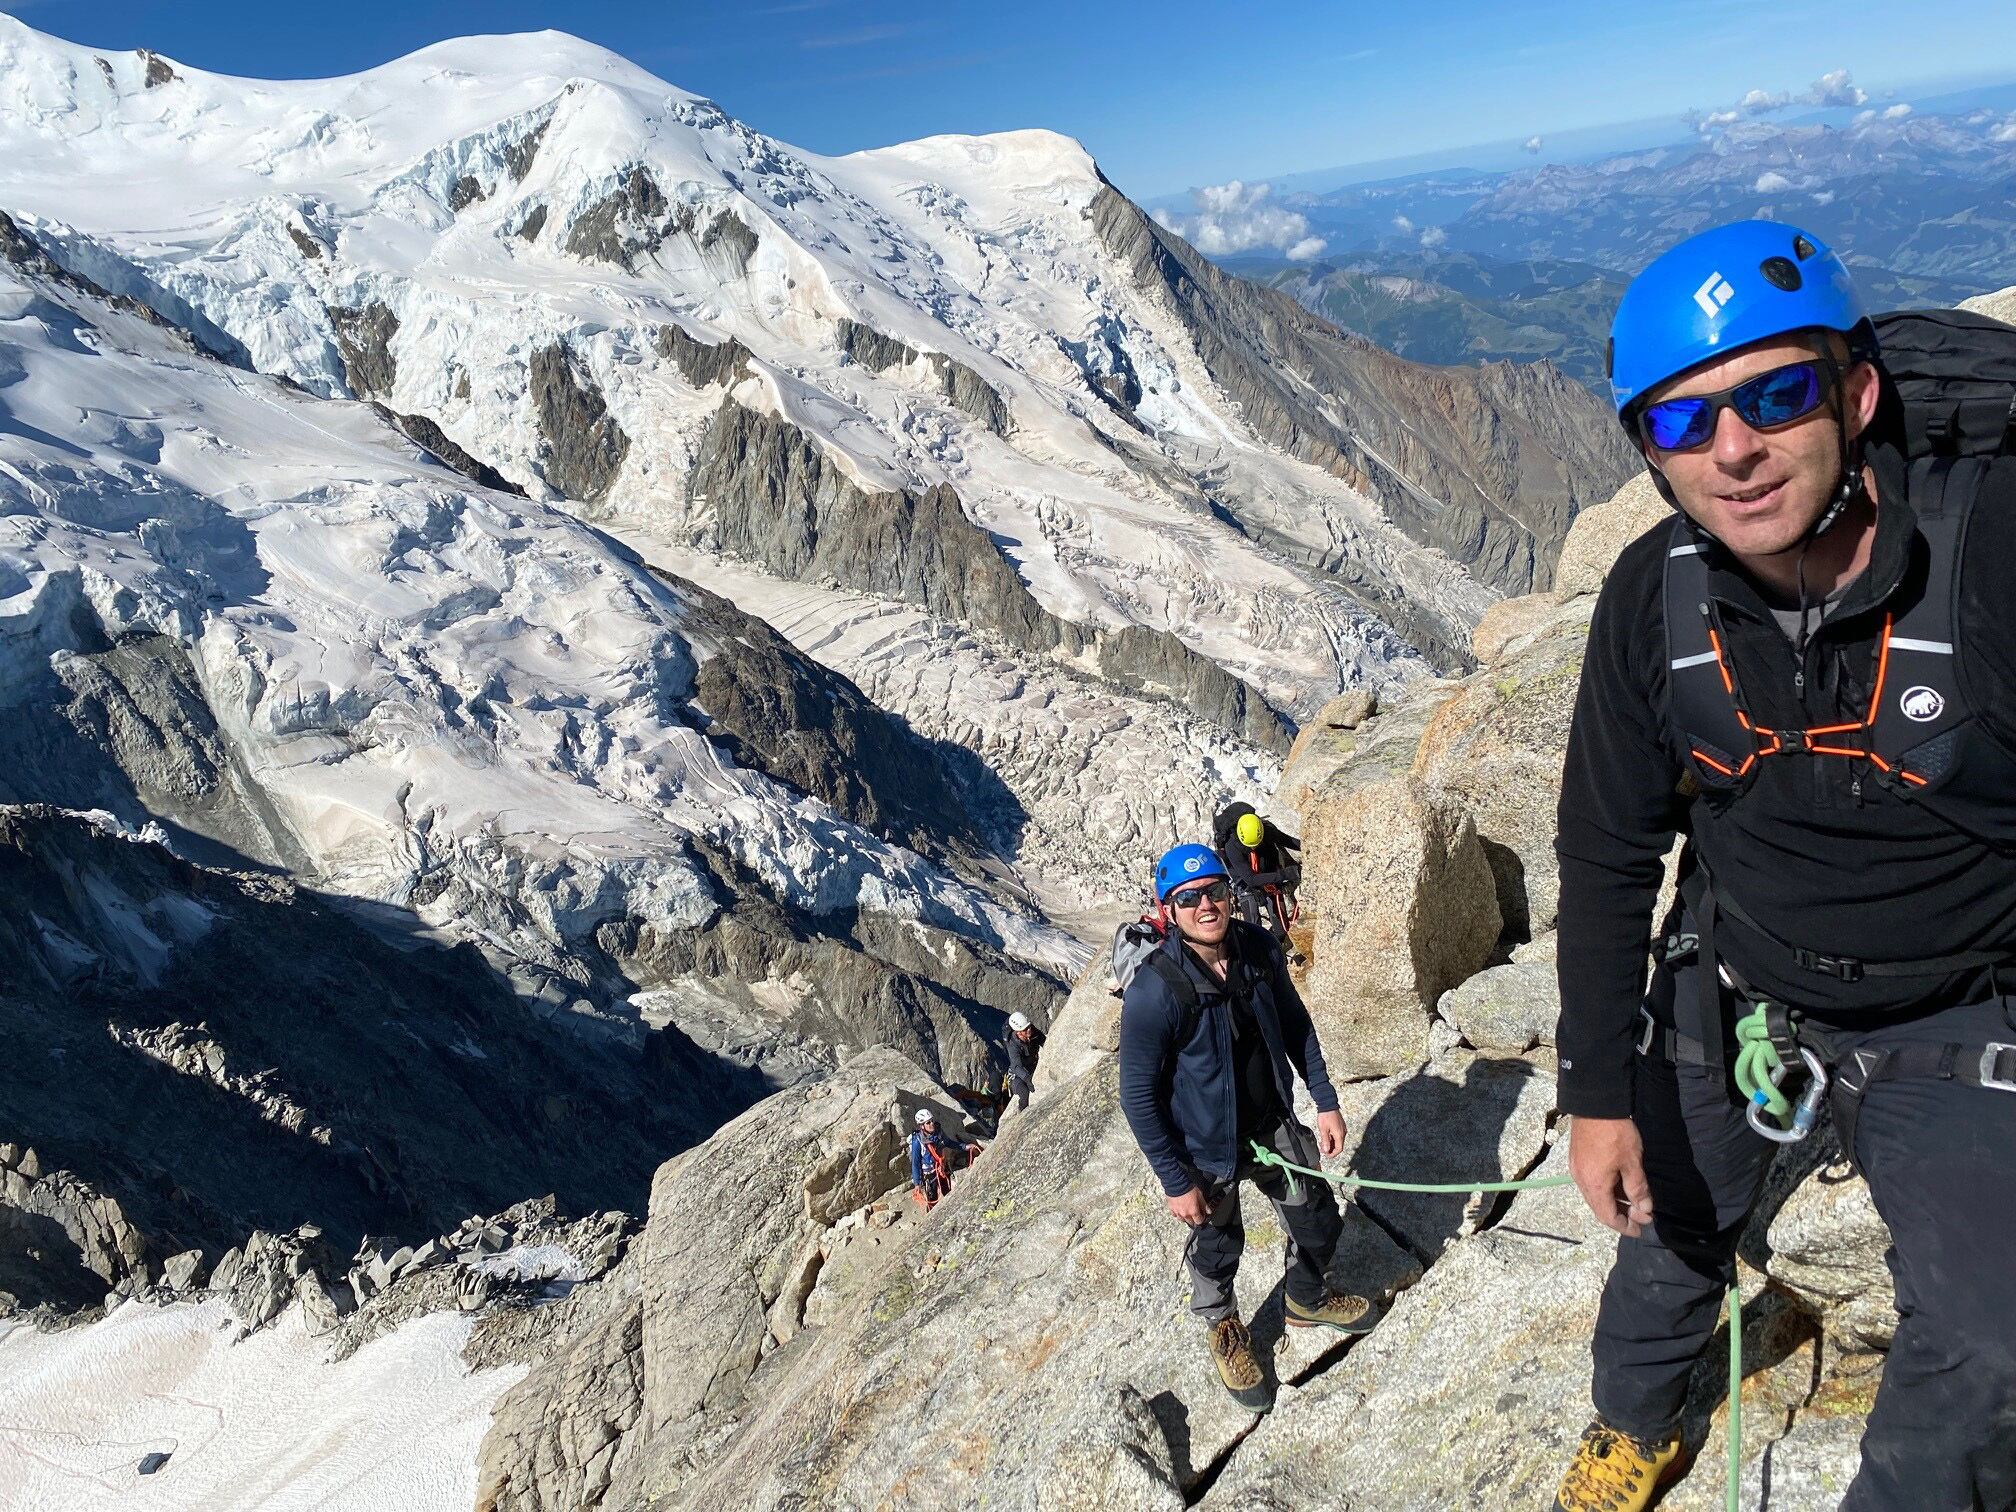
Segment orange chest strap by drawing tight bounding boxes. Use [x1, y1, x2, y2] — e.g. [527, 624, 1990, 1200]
[1689, 611, 1929, 789]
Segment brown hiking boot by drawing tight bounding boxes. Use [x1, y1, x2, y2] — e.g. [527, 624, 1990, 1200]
[1206, 1315, 1273, 1412]
[1285, 1289, 1380, 1335]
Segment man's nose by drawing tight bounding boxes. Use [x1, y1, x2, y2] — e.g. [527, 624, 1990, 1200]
[1712, 402, 1769, 466]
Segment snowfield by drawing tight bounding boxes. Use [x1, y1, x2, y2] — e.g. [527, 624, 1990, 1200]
[0, 255, 1082, 979]
[0, 1301, 521, 1511]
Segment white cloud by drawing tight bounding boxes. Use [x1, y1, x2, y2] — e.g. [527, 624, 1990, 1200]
[1992, 118, 2016, 143]
[1419, 226, 1448, 249]
[1392, 214, 1415, 234]
[1852, 108, 1876, 126]
[1161, 180, 1325, 259]
[1806, 69, 1867, 108]
[1882, 103, 1912, 120]
[1696, 68, 1869, 135]
[1812, 189, 1837, 205]
[1754, 170, 1794, 192]
[1522, 135, 1543, 154]
[1285, 236, 1328, 262]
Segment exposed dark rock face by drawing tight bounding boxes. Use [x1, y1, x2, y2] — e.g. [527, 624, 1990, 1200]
[1061, 316, 1148, 432]
[0, 631, 309, 875]
[503, 120, 551, 182]
[516, 204, 548, 243]
[835, 318, 918, 373]
[449, 175, 487, 213]
[372, 404, 527, 497]
[530, 343, 631, 501]
[139, 49, 178, 88]
[655, 323, 755, 389]
[687, 399, 1289, 752]
[286, 223, 324, 261]
[600, 840, 1060, 1093]
[678, 577, 1006, 866]
[1088, 183, 1634, 594]
[328, 301, 400, 398]
[0, 210, 182, 339]
[700, 210, 758, 272]
[836, 317, 1011, 435]
[0, 805, 737, 1284]
[565, 167, 682, 270]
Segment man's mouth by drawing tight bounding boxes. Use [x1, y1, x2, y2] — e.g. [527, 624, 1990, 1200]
[1720, 480, 1784, 507]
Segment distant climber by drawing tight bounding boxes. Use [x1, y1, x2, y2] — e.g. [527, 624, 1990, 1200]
[1212, 802, 1302, 950]
[908, 1108, 979, 1211]
[1117, 842, 1377, 1413]
[1553, 220, 2016, 1511]
[999, 1011, 1044, 1118]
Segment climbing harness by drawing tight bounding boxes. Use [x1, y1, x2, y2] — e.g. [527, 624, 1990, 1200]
[911, 1141, 951, 1210]
[1251, 1141, 1749, 1512]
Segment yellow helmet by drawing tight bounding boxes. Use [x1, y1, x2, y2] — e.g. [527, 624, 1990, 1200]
[1235, 813, 1265, 849]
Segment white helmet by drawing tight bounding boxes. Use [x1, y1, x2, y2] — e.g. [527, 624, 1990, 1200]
[914, 1107, 936, 1126]
[1008, 1012, 1032, 1032]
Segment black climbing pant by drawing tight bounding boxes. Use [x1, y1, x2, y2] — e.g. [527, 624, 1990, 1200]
[1184, 1116, 1344, 1322]
[1591, 959, 2016, 1510]
[1006, 1073, 1032, 1112]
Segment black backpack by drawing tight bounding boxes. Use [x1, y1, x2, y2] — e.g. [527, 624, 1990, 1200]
[1870, 307, 2016, 461]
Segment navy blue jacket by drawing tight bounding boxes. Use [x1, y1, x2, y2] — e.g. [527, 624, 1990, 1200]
[1117, 921, 1338, 1198]
[909, 1127, 960, 1190]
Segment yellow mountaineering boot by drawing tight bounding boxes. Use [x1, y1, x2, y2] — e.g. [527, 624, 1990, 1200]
[1205, 1315, 1274, 1412]
[1553, 1419, 1682, 1511]
[1283, 1289, 1379, 1336]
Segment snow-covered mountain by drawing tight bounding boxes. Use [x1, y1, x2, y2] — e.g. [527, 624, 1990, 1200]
[0, 22, 1631, 904]
[0, 19, 1633, 1096]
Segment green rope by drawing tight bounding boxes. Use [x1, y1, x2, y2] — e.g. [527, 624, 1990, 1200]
[1247, 1143, 1571, 1193]
[1733, 1005, 1792, 1122]
[1248, 1140, 1747, 1509]
[1727, 1281, 1743, 1512]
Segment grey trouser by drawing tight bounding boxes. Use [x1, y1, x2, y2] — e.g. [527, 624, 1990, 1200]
[1592, 961, 2016, 1510]
[1185, 1116, 1343, 1322]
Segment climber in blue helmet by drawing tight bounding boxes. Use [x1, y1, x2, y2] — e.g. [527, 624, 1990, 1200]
[1116, 841, 1377, 1414]
[1552, 218, 2016, 1512]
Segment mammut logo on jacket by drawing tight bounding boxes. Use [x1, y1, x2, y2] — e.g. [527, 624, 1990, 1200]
[1901, 686, 1945, 722]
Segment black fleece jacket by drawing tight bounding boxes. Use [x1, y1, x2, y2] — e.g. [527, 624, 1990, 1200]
[1553, 428, 2016, 1118]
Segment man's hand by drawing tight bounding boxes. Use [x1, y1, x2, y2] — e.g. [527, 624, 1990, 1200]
[1166, 1185, 1211, 1226]
[1314, 1109, 1347, 1158]
[1569, 1115, 1654, 1238]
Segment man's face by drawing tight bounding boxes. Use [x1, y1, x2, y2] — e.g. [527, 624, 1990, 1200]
[1167, 877, 1231, 946]
[920, 1118, 936, 1134]
[1638, 334, 1878, 558]
[1014, 1026, 1032, 1040]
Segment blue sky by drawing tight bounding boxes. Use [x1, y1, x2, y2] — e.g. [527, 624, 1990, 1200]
[8, 0, 2016, 198]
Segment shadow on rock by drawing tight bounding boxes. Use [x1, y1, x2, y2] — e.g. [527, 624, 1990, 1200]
[1351, 1055, 1549, 1258]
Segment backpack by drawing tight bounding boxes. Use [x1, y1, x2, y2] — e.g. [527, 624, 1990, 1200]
[1869, 307, 2016, 461]
[1108, 916, 1167, 997]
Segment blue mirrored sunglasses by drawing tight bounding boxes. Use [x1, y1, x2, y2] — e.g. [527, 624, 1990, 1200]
[1639, 360, 1830, 452]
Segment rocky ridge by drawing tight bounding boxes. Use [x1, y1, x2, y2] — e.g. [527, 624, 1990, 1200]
[460, 469, 1897, 1509]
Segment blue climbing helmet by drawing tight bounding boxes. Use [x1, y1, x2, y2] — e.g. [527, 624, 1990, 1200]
[1153, 842, 1229, 902]
[1608, 220, 1872, 422]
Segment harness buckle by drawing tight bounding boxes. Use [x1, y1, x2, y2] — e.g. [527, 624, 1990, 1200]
[1792, 947, 1864, 983]
[1980, 1043, 2016, 1093]
[1637, 1008, 1658, 1057]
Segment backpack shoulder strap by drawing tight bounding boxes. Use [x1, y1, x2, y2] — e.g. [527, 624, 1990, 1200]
[1142, 949, 1205, 1048]
[1661, 519, 1753, 791]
